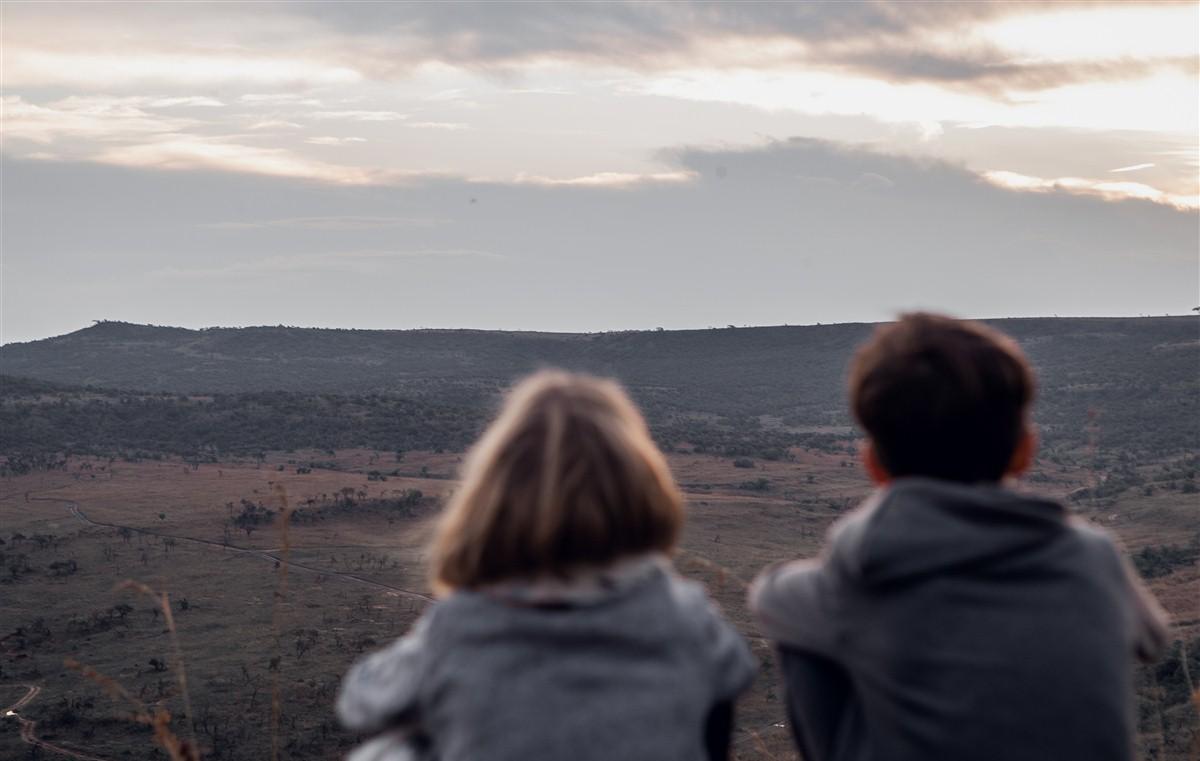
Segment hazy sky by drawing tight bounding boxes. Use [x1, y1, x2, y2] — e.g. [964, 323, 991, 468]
[2, 1, 1197, 343]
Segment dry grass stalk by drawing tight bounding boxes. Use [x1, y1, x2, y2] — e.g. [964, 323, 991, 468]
[678, 548, 751, 590]
[269, 482, 293, 761]
[117, 579, 198, 751]
[65, 657, 200, 761]
[747, 727, 775, 759]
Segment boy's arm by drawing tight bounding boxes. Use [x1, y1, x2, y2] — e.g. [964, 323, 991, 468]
[750, 561, 856, 761]
[776, 646, 861, 761]
[748, 559, 842, 656]
[337, 614, 434, 733]
[1115, 550, 1170, 662]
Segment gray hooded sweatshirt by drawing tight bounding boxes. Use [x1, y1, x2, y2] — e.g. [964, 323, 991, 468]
[339, 555, 755, 761]
[749, 478, 1169, 761]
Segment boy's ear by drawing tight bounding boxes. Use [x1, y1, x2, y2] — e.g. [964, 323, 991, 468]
[861, 441, 891, 486]
[1005, 424, 1037, 479]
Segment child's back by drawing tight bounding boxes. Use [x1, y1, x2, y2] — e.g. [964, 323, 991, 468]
[338, 372, 754, 761]
[342, 556, 751, 761]
[752, 478, 1165, 761]
[750, 314, 1168, 761]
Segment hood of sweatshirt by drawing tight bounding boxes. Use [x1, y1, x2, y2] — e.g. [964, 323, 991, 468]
[831, 478, 1068, 588]
[478, 553, 667, 608]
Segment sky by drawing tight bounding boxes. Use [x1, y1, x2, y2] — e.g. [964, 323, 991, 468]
[2, 1, 1198, 344]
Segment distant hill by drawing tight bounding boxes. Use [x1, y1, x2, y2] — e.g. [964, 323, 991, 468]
[1, 317, 1197, 458]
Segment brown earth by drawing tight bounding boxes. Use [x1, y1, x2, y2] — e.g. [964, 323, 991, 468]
[0, 449, 1195, 760]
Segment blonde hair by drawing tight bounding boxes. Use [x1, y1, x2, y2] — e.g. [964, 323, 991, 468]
[430, 370, 683, 594]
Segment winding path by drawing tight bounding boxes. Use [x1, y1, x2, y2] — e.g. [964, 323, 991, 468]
[3, 684, 108, 761]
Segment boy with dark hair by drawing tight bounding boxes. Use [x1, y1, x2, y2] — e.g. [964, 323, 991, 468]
[750, 313, 1168, 761]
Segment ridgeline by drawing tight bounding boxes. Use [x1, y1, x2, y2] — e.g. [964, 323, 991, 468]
[2, 317, 1196, 461]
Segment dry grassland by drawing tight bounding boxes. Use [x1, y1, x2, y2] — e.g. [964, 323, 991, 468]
[1, 449, 1194, 759]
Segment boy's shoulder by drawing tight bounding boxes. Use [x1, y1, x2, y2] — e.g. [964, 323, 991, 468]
[1060, 515, 1133, 580]
[825, 478, 1089, 586]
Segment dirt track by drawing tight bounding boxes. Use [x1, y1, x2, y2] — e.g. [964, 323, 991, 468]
[3, 684, 109, 761]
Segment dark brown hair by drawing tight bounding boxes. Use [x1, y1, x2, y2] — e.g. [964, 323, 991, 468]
[848, 313, 1035, 483]
[430, 371, 683, 594]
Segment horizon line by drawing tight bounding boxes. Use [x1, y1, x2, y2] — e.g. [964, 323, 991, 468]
[2, 312, 1197, 348]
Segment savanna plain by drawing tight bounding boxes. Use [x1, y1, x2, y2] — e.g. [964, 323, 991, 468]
[1, 318, 1197, 760]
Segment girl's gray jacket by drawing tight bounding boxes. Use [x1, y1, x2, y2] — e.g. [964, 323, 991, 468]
[338, 555, 755, 761]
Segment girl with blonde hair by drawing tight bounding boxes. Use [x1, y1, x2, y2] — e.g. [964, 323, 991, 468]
[338, 371, 754, 761]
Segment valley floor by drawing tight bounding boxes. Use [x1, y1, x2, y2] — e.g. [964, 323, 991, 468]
[1, 450, 1195, 760]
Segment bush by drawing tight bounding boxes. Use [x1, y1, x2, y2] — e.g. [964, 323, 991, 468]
[1133, 543, 1199, 579]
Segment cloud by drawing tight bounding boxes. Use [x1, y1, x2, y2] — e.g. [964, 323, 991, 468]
[248, 120, 305, 131]
[288, 1, 1194, 94]
[240, 94, 324, 106]
[4, 140, 1194, 342]
[406, 122, 469, 131]
[4, 47, 361, 89]
[2, 96, 382, 183]
[633, 64, 1197, 136]
[927, 125, 1196, 200]
[854, 172, 895, 191]
[3, 1, 1191, 200]
[2, 95, 192, 143]
[295, 1, 1009, 65]
[4, 2, 1191, 97]
[148, 96, 226, 108]
[311, 110, 408, 121]
[8, 83, 1188, 207]
[983, 170, 1197, 210]
[94, 137, 376, 184]
[511, 171, 696, 187]
[819, 48, 1194, 94]
[306, 136, 368, 145]
[1109, 163, 1155, 173]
